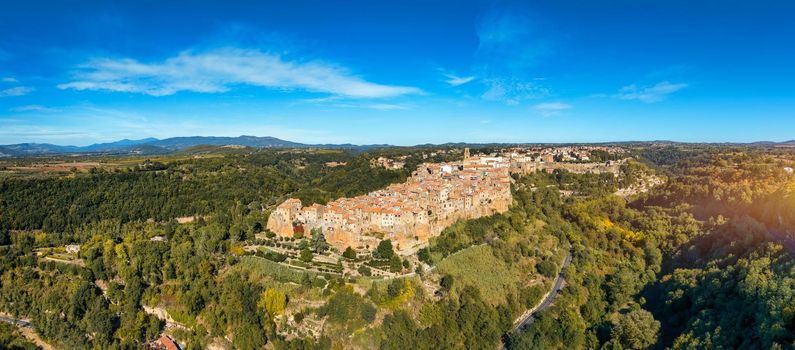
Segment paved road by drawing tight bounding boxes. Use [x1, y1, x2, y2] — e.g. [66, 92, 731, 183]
[0, 315, 31, 328]
[513, 249, 573, 332]
[501, 247, 573, 349]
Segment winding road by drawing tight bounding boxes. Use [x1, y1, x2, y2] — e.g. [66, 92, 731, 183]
[501, 247, 573, 349]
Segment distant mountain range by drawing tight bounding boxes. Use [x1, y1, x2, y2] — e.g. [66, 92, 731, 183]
[0, 136, 793, 157]
[0, 135, 391, 157]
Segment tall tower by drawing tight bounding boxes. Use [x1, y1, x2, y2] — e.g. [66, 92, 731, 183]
[463, 147, 470, 160]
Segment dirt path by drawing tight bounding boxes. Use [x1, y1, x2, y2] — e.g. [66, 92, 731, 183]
[21, 327, 57, 350]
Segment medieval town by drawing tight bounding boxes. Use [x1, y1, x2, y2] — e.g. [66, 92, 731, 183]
[267, 146, 625, 253]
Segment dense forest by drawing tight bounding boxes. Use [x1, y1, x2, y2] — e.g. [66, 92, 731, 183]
[503, 146, 795, 350]
[0, 145, 793, 349]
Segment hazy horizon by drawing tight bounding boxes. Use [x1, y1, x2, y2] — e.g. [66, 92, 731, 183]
[3, 134, 795, 149]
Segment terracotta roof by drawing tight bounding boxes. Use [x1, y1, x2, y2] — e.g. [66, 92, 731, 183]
[159, 335, 180, 350]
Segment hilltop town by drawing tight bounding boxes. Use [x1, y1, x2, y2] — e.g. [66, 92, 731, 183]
[267, 146, 627, 254]
[267, 149, 513, 253]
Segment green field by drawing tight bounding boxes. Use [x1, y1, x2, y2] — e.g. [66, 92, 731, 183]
[436, 244, 519, 305]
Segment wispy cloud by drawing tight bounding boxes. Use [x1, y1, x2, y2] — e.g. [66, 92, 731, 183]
[473, 7, 554, 105]
[481, 78, 549, 105]
[0, 86, 34, 97]
[534, 101, 572, 116]
[2, 77, 18, 83]
[59, 47, 421, 98]
[11, 104, 59, 112]
[299, 94, 411, 111]
[444, 73, 475, 87]
[614, 81, 687, 103]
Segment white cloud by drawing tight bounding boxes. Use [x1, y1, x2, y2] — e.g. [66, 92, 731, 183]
[11, 104, 59, 112]
[614, 81, 687, 103]
[444, 73, 475, 87]
[534, 102, 572, 111]
[534, 102, 572, 117]
[0, 86, 34, 97]
[2, 77, 18, 83]
[59, 48, 421, 98]
[481, 78, 549, 105]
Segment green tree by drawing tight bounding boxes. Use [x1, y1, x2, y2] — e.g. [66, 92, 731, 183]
[357, 265, 372, 276]
[299, 248, 313, 262]
[609, 309, 660, 350]
[417, 247, 431, 264]
[310, 228, 329, 253]
[440, 274, 454, 292]
[375, 239, 394, 259]
[342, 246, 357, 259]
[536, 259, 557, 278]
[389, 255, 403, 273]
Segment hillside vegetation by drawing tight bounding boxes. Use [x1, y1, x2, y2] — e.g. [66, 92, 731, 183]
[0, 145, 793, 349]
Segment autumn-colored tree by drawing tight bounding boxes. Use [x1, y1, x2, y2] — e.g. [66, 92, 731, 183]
[258, 288, 287, 317]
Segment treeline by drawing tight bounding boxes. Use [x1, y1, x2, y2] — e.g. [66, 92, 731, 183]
[0, 149, 408, 233]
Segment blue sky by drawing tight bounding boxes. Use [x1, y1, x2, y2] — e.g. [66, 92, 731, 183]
[1, 0, 793, 146]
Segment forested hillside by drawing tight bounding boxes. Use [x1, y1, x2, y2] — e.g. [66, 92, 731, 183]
[0, 150, 409, 234]
[0, 145, 793, 349]
[506, 146, 795, 349]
